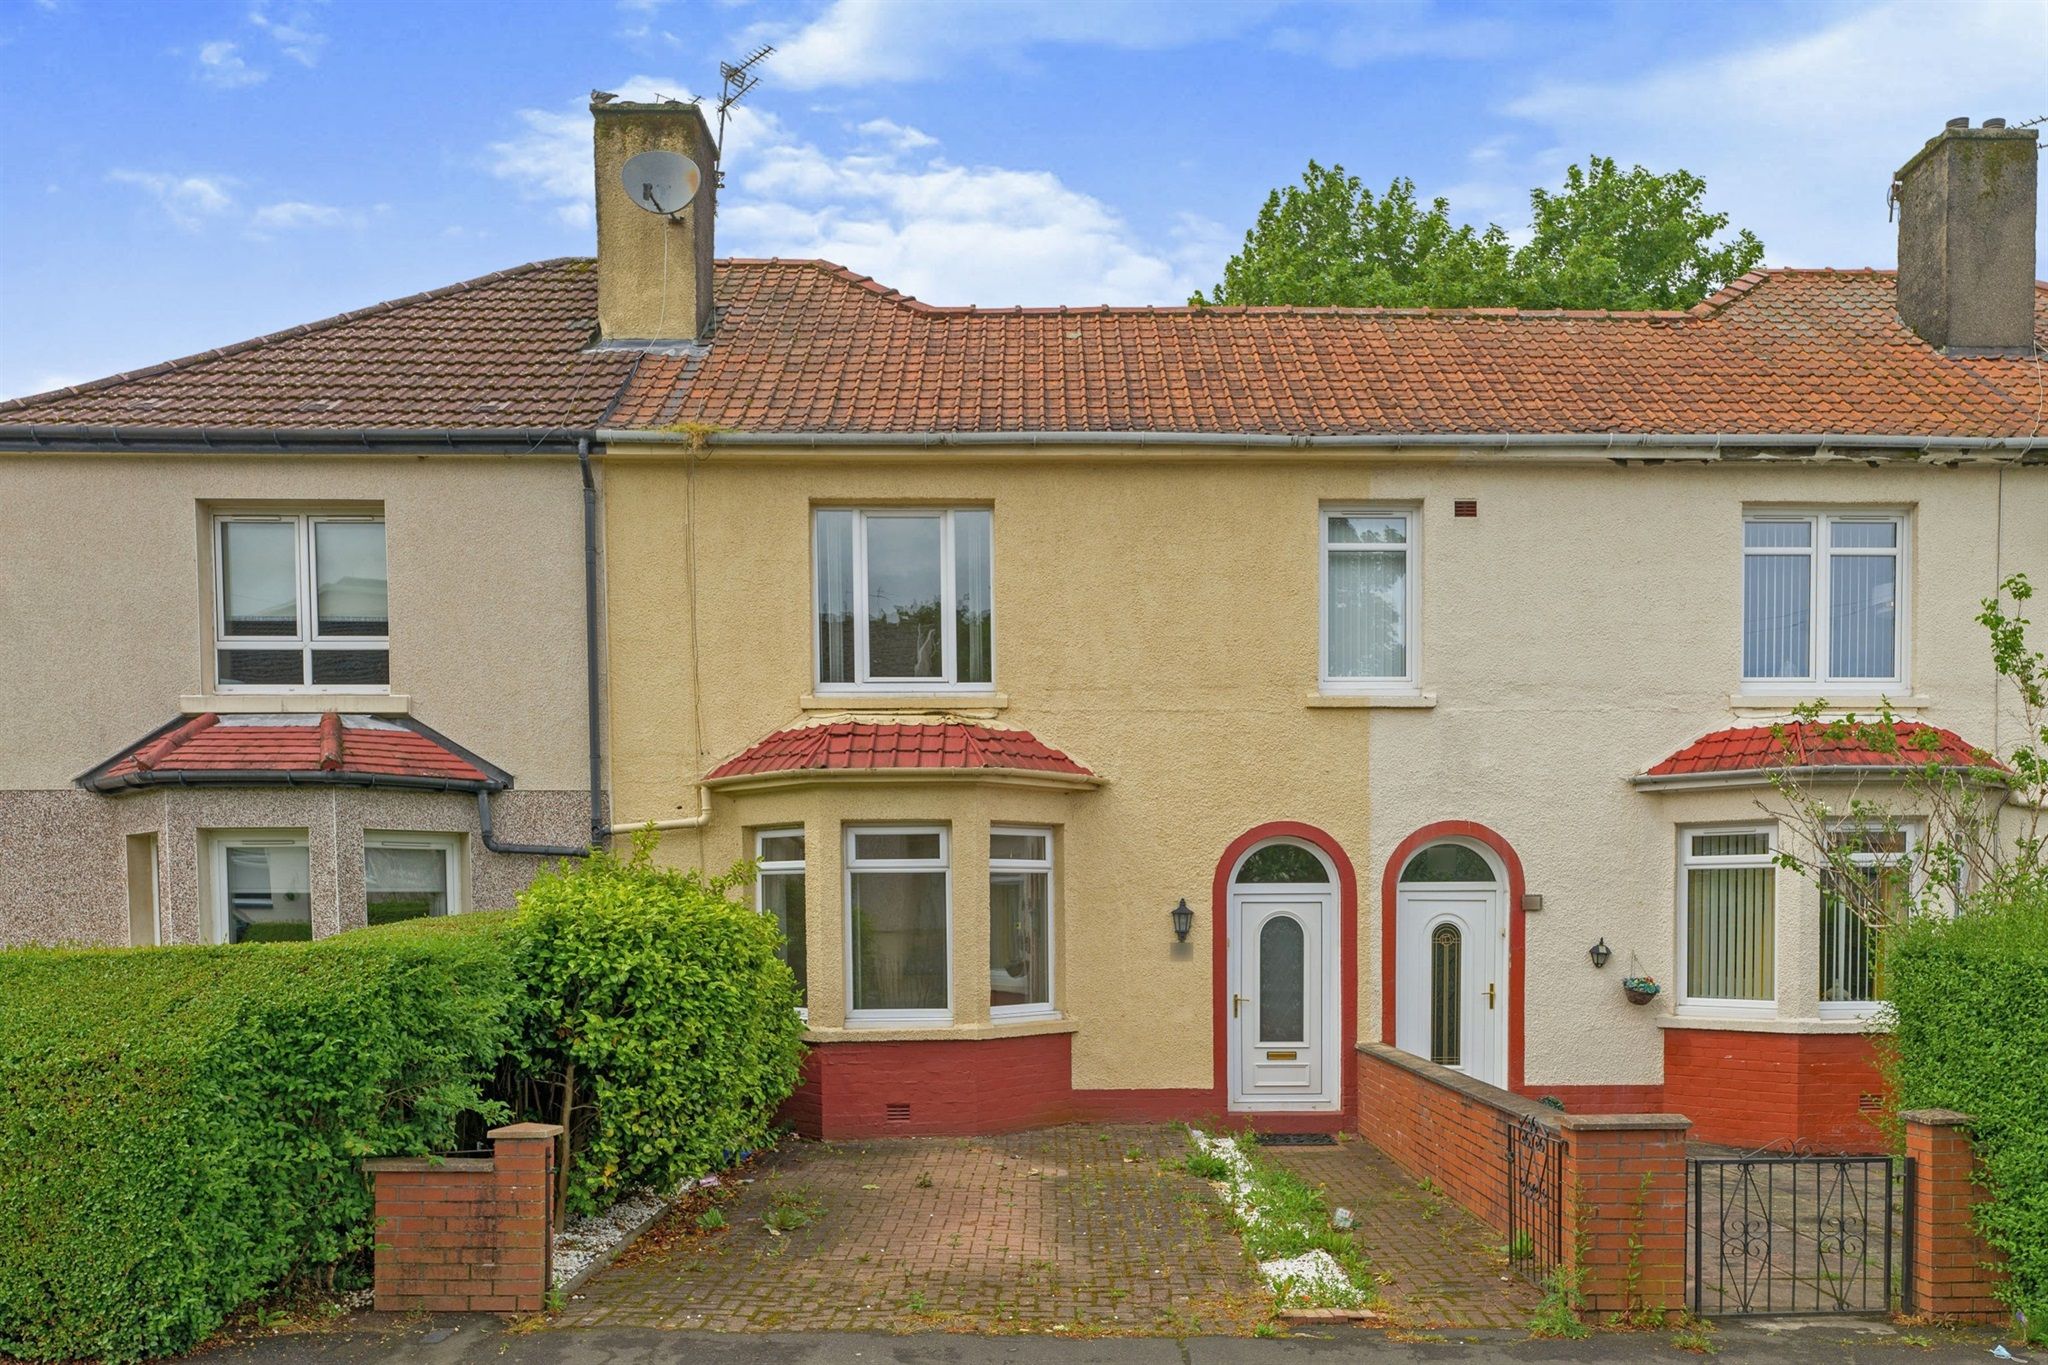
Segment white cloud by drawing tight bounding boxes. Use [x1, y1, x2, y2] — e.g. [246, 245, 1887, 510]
[1269, 0, 1511, 65]
[247, 0, 328, 66]
[250, 200, 367, 231]
[488, 79, 1222, 305]
[194, 39, 265, 88]
[1493, 0, 2048, 268]
[108, 170, 236, 229]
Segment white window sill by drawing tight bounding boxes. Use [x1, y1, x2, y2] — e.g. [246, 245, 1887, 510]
[843, 1011, 953, 1030]
[183, 693, 409, 715]
[990, 1006, 1062, 1024]
[1306, 690, 1437, 709]
[1818, 1003, 1887, 1023]
[1729, 692, 1928, 715]
[806, 1016, 1077, 1044]
[1658, 1014, 1876, 1035]
[803, 691, 1009, 714]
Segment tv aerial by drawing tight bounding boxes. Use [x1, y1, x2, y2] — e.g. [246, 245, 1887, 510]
[716, 45, 774, 155]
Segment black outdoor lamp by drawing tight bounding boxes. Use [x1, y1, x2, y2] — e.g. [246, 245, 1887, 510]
[1171, 898, 1194, 942]
[1588, 938, 1612, 969]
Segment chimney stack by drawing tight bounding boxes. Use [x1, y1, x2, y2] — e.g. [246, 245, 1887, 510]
[591, 97, 718, 344]
[1892, 117, 2038, 356]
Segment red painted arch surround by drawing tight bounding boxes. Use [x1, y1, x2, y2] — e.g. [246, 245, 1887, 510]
[1211, 821, 1359, 1128]
[1379, 821, 1528, 1094]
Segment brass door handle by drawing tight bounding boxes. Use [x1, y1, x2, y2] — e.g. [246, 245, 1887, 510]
[1233, 993, 1248, 1018]
[1487, 982, 1497, 1009]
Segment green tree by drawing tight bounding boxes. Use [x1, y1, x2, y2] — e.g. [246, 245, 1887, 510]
[1194, 155, 1763, 311]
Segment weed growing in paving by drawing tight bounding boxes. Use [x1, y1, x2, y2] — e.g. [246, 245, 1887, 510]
[1186, 1130, 1377, 1311]
[762, 1190, 820, 1234]
[696, 1206, 727, 1231]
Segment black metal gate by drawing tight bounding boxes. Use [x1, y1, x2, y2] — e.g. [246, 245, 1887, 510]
[1505, 1113, 1565, 1285]
[1688, 1153, 1911, 1316]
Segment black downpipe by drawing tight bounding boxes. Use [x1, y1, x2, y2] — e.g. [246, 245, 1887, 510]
[474, 436, 607, 859]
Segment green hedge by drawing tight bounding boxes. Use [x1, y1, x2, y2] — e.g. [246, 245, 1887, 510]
[1885, 887, 2048, 1340]
[0, 915, 518, 1363]
[511, 839, 807, 1215]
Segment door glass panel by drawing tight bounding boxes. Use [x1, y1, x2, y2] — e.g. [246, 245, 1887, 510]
[224, 843, 311, 943]
[1400, 844, 1494, 882]
[865, 516, 943, 678]
[219, 521, 299, 637]
[1257, 915, 1306, 1042]
[1236, 843, 1328, 883]
[1430, 924, 1462, 1065]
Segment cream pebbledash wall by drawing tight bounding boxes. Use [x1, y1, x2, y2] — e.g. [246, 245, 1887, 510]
[0, 451, 595, 945]
[599, 443, 2046, 1100]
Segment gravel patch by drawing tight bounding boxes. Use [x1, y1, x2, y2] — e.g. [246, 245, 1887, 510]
[553, 1189, 668, 1289]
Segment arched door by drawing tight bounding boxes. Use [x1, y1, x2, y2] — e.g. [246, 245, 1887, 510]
[1394, 839, 1507, 1087]
[1227, 839, 1340, 1111]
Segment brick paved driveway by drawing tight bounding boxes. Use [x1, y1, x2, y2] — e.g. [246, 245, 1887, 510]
[557, 1125, 1269, 1335]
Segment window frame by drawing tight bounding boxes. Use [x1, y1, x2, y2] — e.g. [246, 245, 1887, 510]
[843, 824, 953, 1027]
[203, 828, 313, 945]
[1818, 822, 1917, 1020]
[362, 830, 464, 924]
[755, 827, 808, 1019]
[812, 507, 995, 694]
[212, 511, 389, 694]
[1740, 510, 1908, 693]
[1675, 823, 1779, 1018]
[1319, 505, 1419, 693]
[988, 824, 1057, 1022]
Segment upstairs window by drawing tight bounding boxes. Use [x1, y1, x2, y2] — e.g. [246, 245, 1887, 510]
[1742, 513, 1904, 689]
[815, 508, 992, 691]
[215, 513, 388, 691]
[1322, 509, 1415, 690]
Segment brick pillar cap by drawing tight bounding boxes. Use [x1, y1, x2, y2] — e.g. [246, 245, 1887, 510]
[489, 1122, 567, 1140]
[1899, 1108, 1975, 1127]
[1556, 1112, 1693, 1133]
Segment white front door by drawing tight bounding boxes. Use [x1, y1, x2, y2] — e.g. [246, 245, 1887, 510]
[1395, 886, 1507, 1088]
[1228, 892, 1340, 1110]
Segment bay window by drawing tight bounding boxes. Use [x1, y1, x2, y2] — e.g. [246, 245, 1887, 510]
[364, 832, 462, 924]
[756, 828, 808, 1010]
[815, 508, 993, 691]
[845, 826, 951, 1024]
[1820, 827, 1912, 1017]
[1742, 512, 1905, 690]
[207, 831, 311, 944]
[1678, 827, 1777, 1014]
[215, 513, 388, 690]
[989, 827, 1054, 1017]
[1322, 508, 1415, 690]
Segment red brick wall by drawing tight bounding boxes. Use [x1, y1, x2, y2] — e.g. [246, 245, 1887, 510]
[365, 1122, 561, 1314]
[1662, 1027, 1883, 1152]
[786, 1032, 1077, 1138]
[1903, 1110, 2008, 1322]
[1355, 1043, 1528, 1233]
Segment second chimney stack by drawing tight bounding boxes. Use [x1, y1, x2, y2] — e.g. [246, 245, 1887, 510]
[1893, 118, 2038, 356]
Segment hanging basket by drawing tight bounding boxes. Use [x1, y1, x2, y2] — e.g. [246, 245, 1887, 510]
[1623, 976, 1662, 1006]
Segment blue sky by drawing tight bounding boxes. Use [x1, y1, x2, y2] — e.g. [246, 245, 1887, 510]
[2, 0, 2044, 400]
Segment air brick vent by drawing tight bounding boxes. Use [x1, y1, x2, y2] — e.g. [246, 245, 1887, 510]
[885, 1102, 912, 1122]
[1454, 499, 1478, 518]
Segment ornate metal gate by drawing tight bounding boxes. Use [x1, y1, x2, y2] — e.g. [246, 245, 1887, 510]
[1504, 1113, 1565, 1285]
[1689, 1153, 1911, 1316]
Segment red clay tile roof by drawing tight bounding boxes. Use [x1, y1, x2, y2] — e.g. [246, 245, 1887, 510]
[705, 720, 1092, 782]
[6, 260, 2046, 440]
[1643, 721, 2004, 780]
[79, 712, 509, 793]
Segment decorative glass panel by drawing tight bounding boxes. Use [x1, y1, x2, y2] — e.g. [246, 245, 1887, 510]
[1685, 865, 1775, 1001]
[1430, 924, 1462, 1066]
[989, 831, 1047, 862]
[220, 521, 299, 637]
[762, 869, 808, 1004]
[1743, 547, 1811, 679]
[1235, 843, 1328, 883]
[990, 870, 1050, 1009]
[865, 515, 944, 679]
[850, 870, 947, 1011]
[815, 510, 856, 685]
[1257, 915, 1306, 1042]
[1400, 844, 1494, 883]
[1327, 548, 1406, 679]
[365, 844, 449, 924]
[1829, 552, 1896, 679]
[224, 843, 311, 943]
[313, 522, 388, 637]
[853, 831, 943, 862]
[954, 508, 993, 685]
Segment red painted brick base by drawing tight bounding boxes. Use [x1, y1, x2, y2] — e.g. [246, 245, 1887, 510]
[1663, 1027, 1885, 1152]
[364, 1122, 561, 1314]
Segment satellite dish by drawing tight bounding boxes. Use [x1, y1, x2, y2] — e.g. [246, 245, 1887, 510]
[620, 150, 700, 215]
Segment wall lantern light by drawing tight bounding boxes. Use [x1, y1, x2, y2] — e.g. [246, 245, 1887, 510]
[1171, 898, 1194, 942]
[1588, 938, 1612, 969]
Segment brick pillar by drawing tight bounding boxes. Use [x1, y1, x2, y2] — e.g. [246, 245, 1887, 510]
[1558, 1113, 1691, 1322]
[1902, 1109, 2006, 1321]
[486, 1123, 561, 1313]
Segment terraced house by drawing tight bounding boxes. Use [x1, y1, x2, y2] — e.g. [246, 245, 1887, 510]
[3, 104, 2042, 1153]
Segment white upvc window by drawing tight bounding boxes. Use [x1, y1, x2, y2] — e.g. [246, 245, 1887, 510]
[214, 513, 389, 692]
[1819, 824, 1914, 1020]
[205, 830, 312, 944]
[1321, 507, 1416, 691]
[844, 825, 951, 1026]
[989, 826, 1056, 1020]
[364, 831, 464, 925]
[814, 508, 993, 692]
[1741, 511, 1906, 691]
[755, 828, 808, 1014]
[1676, 826, 1778, 1017]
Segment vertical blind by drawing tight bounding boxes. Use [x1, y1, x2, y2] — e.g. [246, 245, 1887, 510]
[1683, 831, 1775, 1002]
[1743, 516, 1900, 682]
[1326, 513, 1408, 680]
